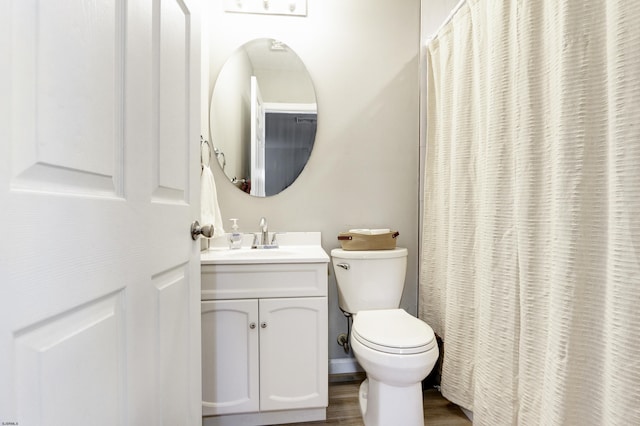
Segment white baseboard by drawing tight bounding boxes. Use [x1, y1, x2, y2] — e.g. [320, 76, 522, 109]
[329, 357, 363, 375]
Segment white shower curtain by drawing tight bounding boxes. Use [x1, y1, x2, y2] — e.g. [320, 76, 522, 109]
[420, 1, 640, 424]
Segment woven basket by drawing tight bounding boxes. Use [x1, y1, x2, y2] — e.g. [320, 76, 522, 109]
[337, 231, 399, 250]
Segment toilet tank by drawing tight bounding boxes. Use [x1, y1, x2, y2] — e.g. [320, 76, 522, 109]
[331, 248, 408, 314]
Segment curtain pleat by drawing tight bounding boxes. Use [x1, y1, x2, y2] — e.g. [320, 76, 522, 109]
[420, 0, 640, 424]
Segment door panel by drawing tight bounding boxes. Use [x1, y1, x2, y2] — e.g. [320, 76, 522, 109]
[154, 265, 191, 423]
[14, 292, 126, 425]
[153, 0, 190, 203]
[9, 0, 124, 198]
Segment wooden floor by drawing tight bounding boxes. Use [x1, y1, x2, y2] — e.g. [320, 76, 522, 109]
[285, 374, 471, 426]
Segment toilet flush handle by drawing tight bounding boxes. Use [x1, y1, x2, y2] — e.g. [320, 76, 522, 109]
[336, 263, 350, 270]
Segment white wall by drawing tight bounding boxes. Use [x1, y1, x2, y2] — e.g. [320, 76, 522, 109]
[255, 67, 316, 104]
[204, 0, 458, 366]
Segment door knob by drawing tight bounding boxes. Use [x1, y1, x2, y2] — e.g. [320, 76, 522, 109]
[191, 221, 214, 240]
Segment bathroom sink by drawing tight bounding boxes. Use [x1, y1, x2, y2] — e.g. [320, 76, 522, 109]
[201, 232, 329, 265]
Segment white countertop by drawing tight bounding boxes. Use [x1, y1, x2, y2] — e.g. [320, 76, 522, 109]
[201, 232, 330, 265]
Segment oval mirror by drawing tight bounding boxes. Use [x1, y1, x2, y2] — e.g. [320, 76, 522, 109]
[209, 38, 318, 197]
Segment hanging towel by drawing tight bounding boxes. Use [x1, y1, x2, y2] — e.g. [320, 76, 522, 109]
[201, 141, 225, 238]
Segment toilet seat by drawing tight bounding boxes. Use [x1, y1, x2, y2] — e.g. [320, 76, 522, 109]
[352, 309, 436, 355]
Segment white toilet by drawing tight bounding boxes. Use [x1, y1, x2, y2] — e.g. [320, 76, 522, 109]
[331, 247, 438, 426]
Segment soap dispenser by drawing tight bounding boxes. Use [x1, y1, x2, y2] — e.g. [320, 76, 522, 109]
[229, 218, 243, 249]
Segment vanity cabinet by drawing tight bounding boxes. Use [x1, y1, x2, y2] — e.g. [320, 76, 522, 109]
[201, 297, 327, 416]
[201, 251, 329, 426]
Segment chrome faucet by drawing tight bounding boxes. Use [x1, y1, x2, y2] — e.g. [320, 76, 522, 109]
[259, 217, 268, 246]
[251, 217, 279, 249]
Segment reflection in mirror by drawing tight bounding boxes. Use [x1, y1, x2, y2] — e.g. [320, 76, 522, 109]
[210, 38, 317, 197]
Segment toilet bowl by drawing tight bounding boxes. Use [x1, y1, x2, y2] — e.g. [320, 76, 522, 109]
[350, 309, 438, 426]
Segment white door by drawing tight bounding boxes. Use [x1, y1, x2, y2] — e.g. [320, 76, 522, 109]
[250, 76, 266, 197]
[0, 1, 202, 425]
[201, 300, 259, 416]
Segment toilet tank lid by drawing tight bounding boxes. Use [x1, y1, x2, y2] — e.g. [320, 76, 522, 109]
[330, 247, 407, 259]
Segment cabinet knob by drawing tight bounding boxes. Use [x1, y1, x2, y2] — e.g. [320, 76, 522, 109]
[260, 322, 267, 329]
[249, 322, 256, 329]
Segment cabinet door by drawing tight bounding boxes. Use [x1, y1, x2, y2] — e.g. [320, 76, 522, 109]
[201, 300, 259, 416]
[259, 297, 328, 412]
